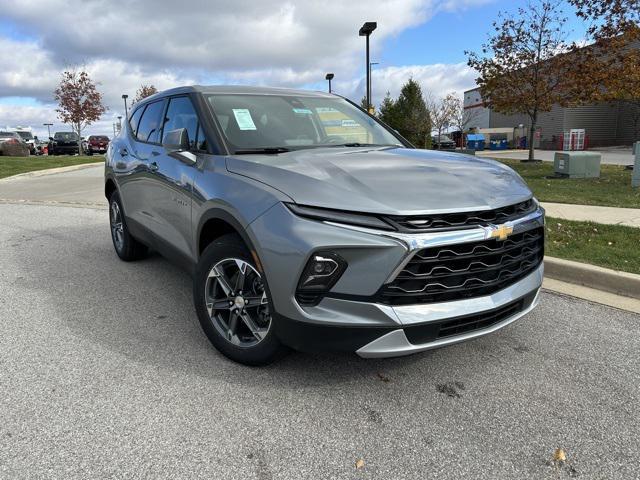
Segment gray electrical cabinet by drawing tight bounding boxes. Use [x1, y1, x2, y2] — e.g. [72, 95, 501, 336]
[554, 152, 601, 178]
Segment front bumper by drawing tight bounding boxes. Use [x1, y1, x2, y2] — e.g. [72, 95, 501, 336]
[249, 202, 544, 357]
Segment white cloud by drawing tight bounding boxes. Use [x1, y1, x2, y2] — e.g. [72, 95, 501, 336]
[336, 62, 477, 106]
[0, 0, 490, 135]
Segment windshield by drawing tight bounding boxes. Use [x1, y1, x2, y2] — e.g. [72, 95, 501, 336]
[54, 132, 78, 141]
[17, 131, 34, 140]
[433, 135, 452, 142]
[206, 94, 402, 153]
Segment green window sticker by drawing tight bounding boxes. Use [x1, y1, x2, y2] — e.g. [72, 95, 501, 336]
[232, 109, 257, 130]
[292, 108, 313, 115]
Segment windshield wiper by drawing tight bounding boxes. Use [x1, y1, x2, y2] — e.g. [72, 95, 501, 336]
[234, 147, 291, 155]
[326, 143, 401, 148]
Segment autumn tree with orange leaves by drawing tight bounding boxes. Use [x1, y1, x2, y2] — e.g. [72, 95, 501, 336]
[467, 0, 583, 162]
[569, 0, 640, 139]
[54, 69, 106, 155]
[133, 84, 158, 104]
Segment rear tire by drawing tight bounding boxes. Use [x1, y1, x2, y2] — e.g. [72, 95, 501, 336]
[193, 234, 288, 366]
[108, 191, 148, 261]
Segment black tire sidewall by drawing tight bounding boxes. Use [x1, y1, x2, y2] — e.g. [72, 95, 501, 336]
[108, 191, 146, 261]
[193, 235, 286, 366]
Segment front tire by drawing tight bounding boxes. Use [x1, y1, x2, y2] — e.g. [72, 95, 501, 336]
[108, 191, 148, 261]
[193, 234, 287, 366]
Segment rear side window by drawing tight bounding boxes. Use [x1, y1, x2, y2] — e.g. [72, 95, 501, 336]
[129, 107, 144, 136]
[162, 96, 198, 149]
[136, 100, 165, 143]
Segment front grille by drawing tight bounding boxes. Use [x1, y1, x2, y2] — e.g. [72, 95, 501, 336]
[385, 199, 535, 232]
[403, 293, 535, 345]
[378, 227, 544, 305]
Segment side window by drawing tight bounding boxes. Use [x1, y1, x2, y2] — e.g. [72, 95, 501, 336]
[196, 124, 207, 151]
[128, 107, 144, 136]
[162, 96, 198, 149]
[136, 100, 165, 143]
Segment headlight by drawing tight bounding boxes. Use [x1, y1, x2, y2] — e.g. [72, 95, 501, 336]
[285, 203, 394, 231]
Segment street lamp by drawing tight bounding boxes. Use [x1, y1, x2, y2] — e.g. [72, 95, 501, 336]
[325, 73, 334, 93]
[122, 94, 129, 118]
[369, 62, 379, 109]
[43, 123, 53, 138]
[359, 21, 377, 114]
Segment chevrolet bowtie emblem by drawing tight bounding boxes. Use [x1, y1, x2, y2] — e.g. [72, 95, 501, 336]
[490, 224, 513, 241]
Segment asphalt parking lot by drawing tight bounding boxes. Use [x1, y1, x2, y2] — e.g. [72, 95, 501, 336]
[1, 175, 639, 478]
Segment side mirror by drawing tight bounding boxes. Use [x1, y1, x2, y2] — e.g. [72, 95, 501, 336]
[164, 128, 190, 152]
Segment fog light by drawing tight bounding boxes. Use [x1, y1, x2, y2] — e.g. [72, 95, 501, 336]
[296, 252, 347, 306]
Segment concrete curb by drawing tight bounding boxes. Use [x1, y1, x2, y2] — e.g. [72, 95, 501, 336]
[545, 256, 640, 300]
[0, 162, 103, 182]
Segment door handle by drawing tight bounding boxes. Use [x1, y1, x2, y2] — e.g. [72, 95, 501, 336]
[119, 147, 128, 157]
[149, 161, 159, 172]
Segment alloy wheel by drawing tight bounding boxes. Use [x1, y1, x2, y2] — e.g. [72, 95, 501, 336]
[205, 258, 271, 347]
[110, 200, 124, 251]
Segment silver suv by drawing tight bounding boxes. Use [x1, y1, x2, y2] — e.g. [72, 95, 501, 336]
[105, 86, 544, 365]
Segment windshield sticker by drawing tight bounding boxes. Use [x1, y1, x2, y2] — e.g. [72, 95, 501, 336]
[292, 108, 313, 115]
[232, 109, 257, 130]
[341, 119, 359, 128]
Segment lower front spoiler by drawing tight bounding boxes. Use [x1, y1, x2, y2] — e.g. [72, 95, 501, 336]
[356, 288, 541, 358]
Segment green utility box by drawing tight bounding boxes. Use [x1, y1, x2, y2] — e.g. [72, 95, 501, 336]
[554, 151, 601, 178]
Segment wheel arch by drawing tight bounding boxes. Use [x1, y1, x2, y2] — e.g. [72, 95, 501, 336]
[105, 177, 118, 200]
[197, 208, 262, 267]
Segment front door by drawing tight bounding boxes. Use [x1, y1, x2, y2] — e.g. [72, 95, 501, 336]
[147, 95, 203, 259]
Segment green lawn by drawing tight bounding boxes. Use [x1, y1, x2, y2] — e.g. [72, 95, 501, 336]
[0, 156, 101, 179]
[495, 159, 639, 208]
[546, 216, 640, 274]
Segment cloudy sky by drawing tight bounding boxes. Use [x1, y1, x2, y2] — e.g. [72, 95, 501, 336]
[0, 0, 585, 138]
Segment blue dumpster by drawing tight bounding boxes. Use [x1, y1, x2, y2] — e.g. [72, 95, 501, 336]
[467, 134, 485, 150]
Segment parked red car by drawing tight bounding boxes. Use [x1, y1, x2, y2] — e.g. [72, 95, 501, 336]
[87, 135, 110, 155]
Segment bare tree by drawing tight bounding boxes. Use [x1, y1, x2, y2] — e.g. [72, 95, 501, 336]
[54, 68, 106, 155]
[467, 0, 582, 161]
[449, 95, 481, 149]
[426, 93, 457, 146]
[133, 84, 158, 104]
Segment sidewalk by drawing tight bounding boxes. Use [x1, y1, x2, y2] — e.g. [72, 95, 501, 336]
[477, 147, 634, 166]
[541, 202, 640, 228]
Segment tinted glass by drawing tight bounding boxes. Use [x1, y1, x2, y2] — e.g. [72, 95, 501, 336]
[162, 96, 198, 149]
[196, 124, 207, 151]
[0, 132, 15, 138]
[136, 100, 165, 143]
[206, 94, 401, 152]
[54, 132, 78, 141]
[128, 106, 144, 136]
[17, 131, 34, 140]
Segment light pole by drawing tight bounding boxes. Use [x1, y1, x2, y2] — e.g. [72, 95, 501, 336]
[122, 94, 129, 118]
[359, 21, 377, 114]
[43, 123, 53, 138]
[325, 73, 334, 93]
[369, 61, 379, 108]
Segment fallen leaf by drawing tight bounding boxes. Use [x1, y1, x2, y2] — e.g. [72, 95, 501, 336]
[553, 448, 567, 463]
[355, 459, 365, 469]
[376, 372, 390, 383]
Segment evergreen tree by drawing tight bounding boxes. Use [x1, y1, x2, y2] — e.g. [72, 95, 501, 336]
[393, 79, 431, 148]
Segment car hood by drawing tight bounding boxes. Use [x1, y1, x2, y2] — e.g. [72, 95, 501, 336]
[225, 147, 532, 216]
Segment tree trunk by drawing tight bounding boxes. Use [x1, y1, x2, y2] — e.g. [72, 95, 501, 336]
[525, 113, 538, 162]
[77, 123, 82, 156]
